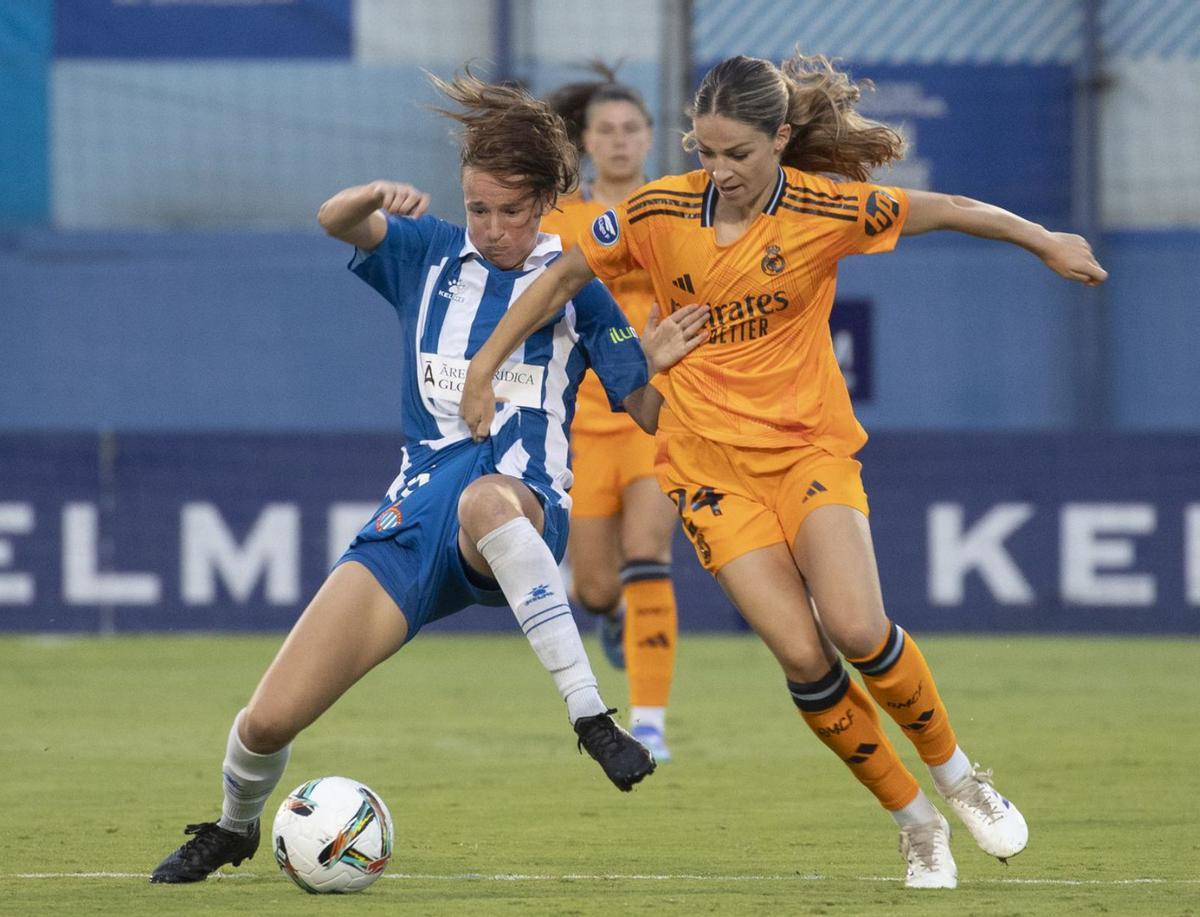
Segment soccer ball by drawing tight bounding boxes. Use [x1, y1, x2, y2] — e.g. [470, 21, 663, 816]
[271, 776, 394, 894]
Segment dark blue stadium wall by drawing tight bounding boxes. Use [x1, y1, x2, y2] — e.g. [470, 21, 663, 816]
[1, 431, 1197, 635]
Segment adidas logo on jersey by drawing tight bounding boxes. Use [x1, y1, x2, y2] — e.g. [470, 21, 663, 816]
[671, 273, 695, 294]
[437, 278, 466, 303]
[802, 480, 828, 502]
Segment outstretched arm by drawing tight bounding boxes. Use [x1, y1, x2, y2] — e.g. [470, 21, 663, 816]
[901, 189, 1108, 286]
[317, 181, 430, 250]
[622, 303, 711, 434]
[461, 246, 597, 440]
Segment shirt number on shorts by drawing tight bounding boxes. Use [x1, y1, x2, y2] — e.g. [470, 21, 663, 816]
[668, 486, 724, 566]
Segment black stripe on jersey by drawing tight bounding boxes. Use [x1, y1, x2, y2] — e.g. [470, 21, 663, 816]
[785, 185, 859, 203]
[763, 167, 787, 215]
[783, 191, 859, 213]
[778, 201, 858, 222]
[628, 195, 703, 215]
[701, 181, 717, 227]
[628, 186, 706, 205]
[629, 208, 703, 225]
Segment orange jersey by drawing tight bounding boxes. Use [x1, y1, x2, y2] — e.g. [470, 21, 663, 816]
[578, 166, 908, 455]
[541, 187, 658, 436]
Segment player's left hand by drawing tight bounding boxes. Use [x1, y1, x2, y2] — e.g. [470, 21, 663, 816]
[1039, 232, 1108, 286]
[642, 303, 710, 375]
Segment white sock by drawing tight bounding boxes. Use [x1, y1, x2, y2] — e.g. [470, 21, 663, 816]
[217, 710, 291, 834]
[929, 746, 973, 796]
[476, 517, 607, 723]
[630, 706, 665, 732]
[889, 789, 942, 829]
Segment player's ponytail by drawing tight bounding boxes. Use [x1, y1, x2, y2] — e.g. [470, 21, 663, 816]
[686, 50, 904, 182]
[777, 50, 904, 181]
[429, 67, 579, 210]
[545, 62, 653, 155]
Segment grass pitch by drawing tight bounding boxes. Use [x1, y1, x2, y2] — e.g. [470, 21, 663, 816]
[2, 632, 1197, 916]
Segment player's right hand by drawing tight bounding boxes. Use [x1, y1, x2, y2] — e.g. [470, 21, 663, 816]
[1039, 232, 1108, 286]
[367, 181, 430, 219]
[643, 302, 710, 375]
[460, 366, 496, 442]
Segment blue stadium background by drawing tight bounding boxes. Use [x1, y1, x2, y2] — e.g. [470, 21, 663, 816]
[2, 0, 1197, 634]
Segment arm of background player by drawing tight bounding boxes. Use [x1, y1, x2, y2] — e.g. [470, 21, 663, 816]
[461, 246, 597, 440]
[622, 385, 664, 435]
[901, 189, 1108, 286]
[317, 181, 431, 250]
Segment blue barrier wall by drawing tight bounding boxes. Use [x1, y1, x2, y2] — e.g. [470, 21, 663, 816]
[9, 229, 1192, 431]
[0, 2, 51, 227]
[1, 432, 1196, 634]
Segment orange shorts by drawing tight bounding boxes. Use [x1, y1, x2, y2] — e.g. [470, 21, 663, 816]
[655, 431, 869, 573]
[569, 423, 659, 518]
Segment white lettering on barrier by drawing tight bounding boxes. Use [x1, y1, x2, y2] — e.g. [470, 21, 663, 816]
[0, 503, 34, 604]
[181, 503, 300, 605]
[0, 497, 1189, 612]
[327, 503, 380, 569]
[62, 502, 161, 605]
[1187, 505, 1200, 606]
[1060, 503, 1156, 606]
[833, 329, 856, 391]
[928, 503, 1036, 605]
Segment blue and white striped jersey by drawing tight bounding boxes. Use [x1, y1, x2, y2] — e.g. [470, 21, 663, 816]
[349, 213, 648, 511]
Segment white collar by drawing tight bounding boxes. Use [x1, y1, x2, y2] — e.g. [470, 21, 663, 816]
[458, 231, 563, 271]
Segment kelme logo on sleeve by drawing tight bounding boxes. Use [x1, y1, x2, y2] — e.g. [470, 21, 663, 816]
[591, 209, 620, 247]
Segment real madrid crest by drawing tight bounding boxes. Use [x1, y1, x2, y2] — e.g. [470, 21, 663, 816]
[761, 244, 785, 276]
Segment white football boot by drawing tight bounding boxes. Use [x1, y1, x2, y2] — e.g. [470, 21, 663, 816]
[940, 765, 1028, 861]
[899, 812, 957, 889]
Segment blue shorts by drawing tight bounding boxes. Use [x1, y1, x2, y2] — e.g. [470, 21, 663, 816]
[336, 439, 569, 641]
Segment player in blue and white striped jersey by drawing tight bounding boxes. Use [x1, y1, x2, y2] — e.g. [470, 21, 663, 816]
[348, 203, 648, 516]
[150, 71, 710, 885]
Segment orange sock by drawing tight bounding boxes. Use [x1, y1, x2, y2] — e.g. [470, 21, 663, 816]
[620, 561, 676, 708]
[848, 621, 958, 766]
[789, 662, 919, 811]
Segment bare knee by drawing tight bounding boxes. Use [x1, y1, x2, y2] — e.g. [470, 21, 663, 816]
[773, 643, 840, 684]
[239, 703, 298, 755]
[458, 475, 542, 542]
[573, 572, 621, 615]
[822, 615, 889, 660]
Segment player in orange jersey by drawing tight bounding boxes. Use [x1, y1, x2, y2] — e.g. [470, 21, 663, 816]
[462, 51, 1106, 889]
[541, 70, 679, 761]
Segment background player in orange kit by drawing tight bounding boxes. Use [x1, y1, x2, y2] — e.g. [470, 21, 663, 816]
[541, 69, 679, 761]
[461, 50, 1107, 889]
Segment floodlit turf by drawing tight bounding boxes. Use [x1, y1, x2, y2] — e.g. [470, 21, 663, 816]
[2, 632, 1197, 915]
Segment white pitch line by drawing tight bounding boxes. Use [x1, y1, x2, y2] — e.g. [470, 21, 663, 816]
[6, 872, 1199, 887]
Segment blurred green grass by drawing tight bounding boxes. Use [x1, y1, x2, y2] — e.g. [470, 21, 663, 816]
[1, 633, 1197, 915]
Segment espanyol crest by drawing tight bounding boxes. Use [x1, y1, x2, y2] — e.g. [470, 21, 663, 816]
[374, 500, 403, 533]
[591, 209, 620, 247]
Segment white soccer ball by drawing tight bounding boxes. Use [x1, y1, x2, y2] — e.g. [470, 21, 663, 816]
[271, 776, 394, 894]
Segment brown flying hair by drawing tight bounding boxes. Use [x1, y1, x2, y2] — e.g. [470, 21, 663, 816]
[428, 67, 579, 209]
[684, 50, 904, 181]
